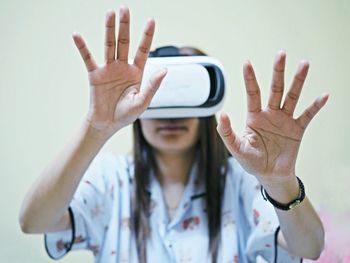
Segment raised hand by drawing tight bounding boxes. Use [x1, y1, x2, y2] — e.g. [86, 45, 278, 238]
[217, 51, 328, 178]
[73, 7, 167, 140]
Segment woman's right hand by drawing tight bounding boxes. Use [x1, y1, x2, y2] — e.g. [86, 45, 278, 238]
[73, 6, 167, 140]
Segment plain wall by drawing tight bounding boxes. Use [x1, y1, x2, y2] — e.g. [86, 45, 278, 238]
[1, 0, 349, 262]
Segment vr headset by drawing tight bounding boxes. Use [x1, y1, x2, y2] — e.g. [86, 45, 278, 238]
[139, 46, 226, 119]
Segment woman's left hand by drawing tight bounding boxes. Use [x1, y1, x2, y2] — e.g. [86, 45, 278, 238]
[217, 51, 328, 178]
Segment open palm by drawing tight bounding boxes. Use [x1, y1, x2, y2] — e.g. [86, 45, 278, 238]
[73, 7, 167, 139]
[218, 51, 328, 177]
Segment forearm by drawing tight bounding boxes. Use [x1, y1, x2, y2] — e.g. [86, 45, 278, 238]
[276, 197, 324, 259]
[19, 120, 109, 233]
[258, 176, 324, 259]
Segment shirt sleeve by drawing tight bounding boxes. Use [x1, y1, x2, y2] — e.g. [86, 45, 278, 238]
[237, 162, 302, 262]
[44, 153, 118, 260]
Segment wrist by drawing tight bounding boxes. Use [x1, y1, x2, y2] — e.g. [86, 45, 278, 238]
[81, 119, 112, 145]
[256, 174, 300, 204]
[261, 176, 305, 210]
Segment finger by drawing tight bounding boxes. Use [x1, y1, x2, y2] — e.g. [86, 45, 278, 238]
[217, 112, 242, 156]
[282, 61, 309, 116]
[104, 10, 116, 64]
[267, 50, 286, 110]
[136, 68, 167, 109]
[116, 6, 130, 62]
[133, 18, 155, 70]
[72, 33, 97, 72]
[296, 94, 329, 130]
[243, 61, 262, 113]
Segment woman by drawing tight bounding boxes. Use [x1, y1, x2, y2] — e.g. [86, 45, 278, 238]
[19, 6, 327, 263]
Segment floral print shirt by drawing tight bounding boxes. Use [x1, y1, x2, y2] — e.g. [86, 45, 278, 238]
[45, 153, 301, 263]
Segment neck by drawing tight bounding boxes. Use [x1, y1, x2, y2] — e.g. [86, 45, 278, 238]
[154, 149, 196, 187]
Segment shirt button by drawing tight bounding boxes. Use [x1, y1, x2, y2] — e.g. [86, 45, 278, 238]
[183, 202, 189, 209]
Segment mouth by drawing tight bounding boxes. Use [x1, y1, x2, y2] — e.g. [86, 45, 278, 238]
[156, 119, 188, 133]
[157, 125, 188, 132]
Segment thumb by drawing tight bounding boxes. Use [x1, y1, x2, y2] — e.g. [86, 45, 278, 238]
[217, 112, 241, 156]
[139, 68, 168, 108]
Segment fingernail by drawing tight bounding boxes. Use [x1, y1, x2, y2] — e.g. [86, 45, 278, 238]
[299, 60, 309, 70]
[147, 17, 155, 24]
[322, 93, 330, 100]
[278, 49, 286, 55]
[106, 9, 114, 16]
[119, 5, 127, 12]
[243, 60, 251, 68]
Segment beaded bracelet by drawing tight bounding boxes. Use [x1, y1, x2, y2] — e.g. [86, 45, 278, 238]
[261, 176, 305, 211]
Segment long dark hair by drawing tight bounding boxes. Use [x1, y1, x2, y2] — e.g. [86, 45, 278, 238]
[132, 46, 228, 263]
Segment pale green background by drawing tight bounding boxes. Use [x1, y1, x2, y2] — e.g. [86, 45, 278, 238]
[1, 0, 349, 262]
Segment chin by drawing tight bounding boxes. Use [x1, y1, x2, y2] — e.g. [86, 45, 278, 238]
[155, 144, 193, 155]
[151, 137, 196, 155]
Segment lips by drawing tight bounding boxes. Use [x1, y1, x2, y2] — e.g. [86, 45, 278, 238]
[156, 121, 188, 133]
[157, 125, 187, 132]
[154, 119, 189, 134]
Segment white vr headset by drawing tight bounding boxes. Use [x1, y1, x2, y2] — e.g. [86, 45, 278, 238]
[139, 46, 226, 119]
